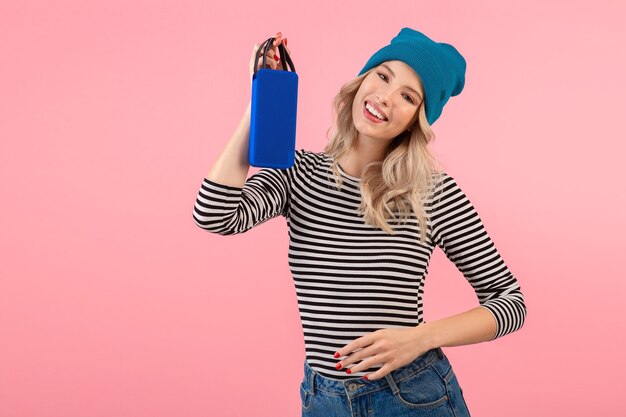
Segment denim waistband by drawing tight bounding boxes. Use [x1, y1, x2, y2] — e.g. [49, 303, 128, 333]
[302, 347, 447, 398]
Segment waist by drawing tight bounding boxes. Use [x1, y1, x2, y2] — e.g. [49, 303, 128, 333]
[302, 347, 447, 396]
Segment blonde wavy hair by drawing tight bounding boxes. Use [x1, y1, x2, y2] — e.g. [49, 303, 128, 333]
[323, 68, 446, 245]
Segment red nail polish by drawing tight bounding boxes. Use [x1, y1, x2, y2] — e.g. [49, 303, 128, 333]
[334, 352, 340, 358]
[364, 375, 368, 381]
[346, 369, 352, 374]
[335, 363, 342, 370]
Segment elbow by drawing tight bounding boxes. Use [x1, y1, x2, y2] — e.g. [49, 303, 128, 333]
[193, 212, 218, 234]
[516, 296, 528, 331]
[504, 295, 527, 336]
[193, 208, 251, 236]
[192, 209, 240, 236]
[482, 292, 527, 340]
[510, 285, 528, 331]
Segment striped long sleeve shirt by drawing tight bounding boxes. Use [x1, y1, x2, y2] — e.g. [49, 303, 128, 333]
[193, 149, 527, 379]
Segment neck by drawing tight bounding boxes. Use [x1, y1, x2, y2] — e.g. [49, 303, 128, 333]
[337, 136, 389, 178]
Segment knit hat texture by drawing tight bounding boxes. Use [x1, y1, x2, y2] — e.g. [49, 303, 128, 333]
[358, 27, 466, 125]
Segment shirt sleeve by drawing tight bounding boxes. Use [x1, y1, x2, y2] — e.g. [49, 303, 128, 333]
[192, 149, 303, 235]
[428, 172, 527, 340]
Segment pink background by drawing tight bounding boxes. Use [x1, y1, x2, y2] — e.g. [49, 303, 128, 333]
[1, 1, 625, 416]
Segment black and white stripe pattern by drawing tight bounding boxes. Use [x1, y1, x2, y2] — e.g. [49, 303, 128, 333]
[193, 149, 526, 379]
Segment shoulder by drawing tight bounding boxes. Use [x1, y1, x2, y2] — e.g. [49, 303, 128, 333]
[293, 148, 329, 169]
[430, 170, 456, 191]
[427, 170, 463, 206]
[295, 148, 327, 160]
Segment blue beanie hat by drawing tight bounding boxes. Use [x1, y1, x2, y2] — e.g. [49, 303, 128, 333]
[358, 27, 467, 126]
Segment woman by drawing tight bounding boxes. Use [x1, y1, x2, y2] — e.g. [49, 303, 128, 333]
[193, 28, 527, 417]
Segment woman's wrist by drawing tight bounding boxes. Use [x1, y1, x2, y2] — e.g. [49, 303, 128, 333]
[418, 321, 441, 350]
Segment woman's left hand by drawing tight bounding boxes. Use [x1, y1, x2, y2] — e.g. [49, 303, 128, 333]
[334, 325, 435, 381]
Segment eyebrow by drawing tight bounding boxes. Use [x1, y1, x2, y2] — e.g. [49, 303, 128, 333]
[379, 63, 423, 99]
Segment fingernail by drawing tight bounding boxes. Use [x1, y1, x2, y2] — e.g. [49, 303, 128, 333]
[335, 363, 342, 370]
[334, 352, 340, 358]
[284, 38, 288, 46]
[364, 375, 369, 381]
[346, 369, 352, 374]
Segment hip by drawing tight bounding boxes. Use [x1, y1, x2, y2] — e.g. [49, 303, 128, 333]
[300, 347, 471, 417]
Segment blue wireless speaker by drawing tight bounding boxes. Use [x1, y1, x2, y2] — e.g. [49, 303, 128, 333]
[249, 37, 298, 168]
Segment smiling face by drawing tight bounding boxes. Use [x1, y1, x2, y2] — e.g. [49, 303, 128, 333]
[352, 60, 425, 144]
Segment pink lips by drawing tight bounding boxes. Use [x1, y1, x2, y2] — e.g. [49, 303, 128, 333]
[363, 101, 386, 123]
[366, 101, 388, 120]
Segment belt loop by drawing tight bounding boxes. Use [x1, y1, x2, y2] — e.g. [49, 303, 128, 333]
[384, 372, 400, 395]
[308, 366, 316, 396]
[436, 347, 444, 359]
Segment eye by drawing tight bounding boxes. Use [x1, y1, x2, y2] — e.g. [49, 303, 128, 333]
[402, 94, 415, 104]
[377, 72, 415, 104]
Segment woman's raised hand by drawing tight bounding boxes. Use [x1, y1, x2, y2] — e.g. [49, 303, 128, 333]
[249, 31, 292, 83]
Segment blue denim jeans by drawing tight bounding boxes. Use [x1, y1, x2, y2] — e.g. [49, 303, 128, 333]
[300, 347, 471, 417]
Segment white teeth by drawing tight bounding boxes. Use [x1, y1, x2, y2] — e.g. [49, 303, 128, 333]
[365, 102, 386, 120]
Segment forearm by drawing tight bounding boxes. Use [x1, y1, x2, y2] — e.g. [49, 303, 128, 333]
[206, 102, 252, 188]
[421, 306, 498, 349]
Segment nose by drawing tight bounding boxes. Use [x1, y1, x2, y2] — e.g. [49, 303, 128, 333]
[377, 93, 389, 106]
